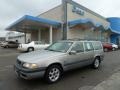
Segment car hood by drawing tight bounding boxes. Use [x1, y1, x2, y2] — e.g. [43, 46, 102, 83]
[17, 50, 65, 63]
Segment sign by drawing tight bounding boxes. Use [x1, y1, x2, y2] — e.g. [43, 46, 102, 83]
[72, 6, 85, 16]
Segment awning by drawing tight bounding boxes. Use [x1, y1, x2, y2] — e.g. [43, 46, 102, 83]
[6, 15, 61, 31]
[68, 18, 106, 29]
[107, 17, 120, 34]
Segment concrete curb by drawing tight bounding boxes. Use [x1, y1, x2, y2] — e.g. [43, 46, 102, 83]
[93, 71, 120, 90]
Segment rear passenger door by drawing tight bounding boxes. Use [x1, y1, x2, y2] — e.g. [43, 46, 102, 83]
[84, 42, 94, 64]
[8, 41, 14, 47]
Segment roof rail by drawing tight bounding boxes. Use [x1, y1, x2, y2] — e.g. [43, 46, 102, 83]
[67, 38, 101, 41]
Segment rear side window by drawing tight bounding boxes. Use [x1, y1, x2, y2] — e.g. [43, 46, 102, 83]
[34, 41, 38, 45]
[84, 42, 94, 51]
[35, 41, 41, 45]
[71, 42, 84, 53]
[9, 42, 15, 44]
[92, 42, 102, 50]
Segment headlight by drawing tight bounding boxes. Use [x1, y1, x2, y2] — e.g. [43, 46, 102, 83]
[23, 63, 38, 69]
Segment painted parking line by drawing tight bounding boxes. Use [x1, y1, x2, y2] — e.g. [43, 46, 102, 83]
[78, 86, 94, 90]
[5, 65, 13, 68]
[0, 69, 9, 72]
[0, 65, 13, 72]
[0, 53, 20, 57]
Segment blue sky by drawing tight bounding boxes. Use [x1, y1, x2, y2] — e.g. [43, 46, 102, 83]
[0, 0, 120, 36]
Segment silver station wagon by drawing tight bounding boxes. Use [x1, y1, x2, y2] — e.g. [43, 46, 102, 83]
[14, 40, 104, 83]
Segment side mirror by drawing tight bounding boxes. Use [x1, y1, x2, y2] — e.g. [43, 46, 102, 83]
[69, 50, 77, 55]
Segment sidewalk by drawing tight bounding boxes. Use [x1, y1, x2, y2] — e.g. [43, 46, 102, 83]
[93, 71, 120, 90]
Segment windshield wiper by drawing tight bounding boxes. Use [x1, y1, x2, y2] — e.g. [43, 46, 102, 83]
[45, 49, 64, 52]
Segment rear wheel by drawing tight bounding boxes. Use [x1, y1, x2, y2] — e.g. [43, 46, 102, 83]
[104, 48, 108, 52]
[92, 58, 100, 69]
[112, 47, 116, 51]
[44, 65, 62, 83]
[27, 47, 34, 52]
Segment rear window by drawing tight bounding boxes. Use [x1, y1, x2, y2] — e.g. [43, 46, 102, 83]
[92, 42, 102, 50]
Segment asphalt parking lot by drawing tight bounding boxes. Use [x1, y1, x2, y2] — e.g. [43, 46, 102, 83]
[0, 47, 120, 90]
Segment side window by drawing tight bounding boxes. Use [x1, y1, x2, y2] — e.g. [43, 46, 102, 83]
[38, 41, 42, 44]
[34, 41, 39, 45]
[9, 42, 14, 44]
[84, 42, 94, 51]
[71, 42, 84, 53]
[92, 42, 102, 50]
[35, 41, 42, 45]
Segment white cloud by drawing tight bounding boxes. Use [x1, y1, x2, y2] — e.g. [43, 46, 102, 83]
[0, 0, 61, 31]
[0, 0, 120, 34]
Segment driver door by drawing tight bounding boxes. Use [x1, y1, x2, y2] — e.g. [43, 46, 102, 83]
[64, 42, 86, 70]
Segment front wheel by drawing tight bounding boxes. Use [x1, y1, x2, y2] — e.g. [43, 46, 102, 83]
[92, 58, 100, 69]
[44, 65, 62, 83]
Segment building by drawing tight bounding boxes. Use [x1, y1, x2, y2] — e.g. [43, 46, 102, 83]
[6, 0, 111, 44]
[107, 17, 120, 45]
[6, 31, 31, 43]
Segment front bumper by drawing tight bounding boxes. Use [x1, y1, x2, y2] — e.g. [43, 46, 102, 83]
[14, 65, 46, 80]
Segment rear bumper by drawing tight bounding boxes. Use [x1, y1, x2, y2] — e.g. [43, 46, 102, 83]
[14, 65, 46, 80]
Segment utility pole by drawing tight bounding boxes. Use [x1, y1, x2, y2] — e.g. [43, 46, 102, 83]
[62, 0, 68, 40]
[62, 0, 72, 40]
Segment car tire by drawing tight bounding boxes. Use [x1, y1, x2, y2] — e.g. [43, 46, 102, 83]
[27, 47, 34, 52]
[104, 48, 108, 52]
[44, 65, 62, 83]
[92, 58, 100, 69]
[5, 45, 9, 48]
[112, 47, 116, 51]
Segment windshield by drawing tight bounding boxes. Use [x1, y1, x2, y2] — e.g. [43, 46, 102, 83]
[45, 42, 73, 53]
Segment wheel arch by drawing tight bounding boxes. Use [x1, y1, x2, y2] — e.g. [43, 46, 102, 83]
[46, 63, 64, 72]
[94, 55, 101, 62]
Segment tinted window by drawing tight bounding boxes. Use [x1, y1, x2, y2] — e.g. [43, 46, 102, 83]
[71, 42, 84, 53]
[84, 42, 94, 51]
[92, 42, 102, 50]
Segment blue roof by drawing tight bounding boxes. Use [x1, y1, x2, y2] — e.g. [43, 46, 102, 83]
[6, 15, 61, 30]
[68, 18, 103, 28]
[107, 17, 120, 34]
